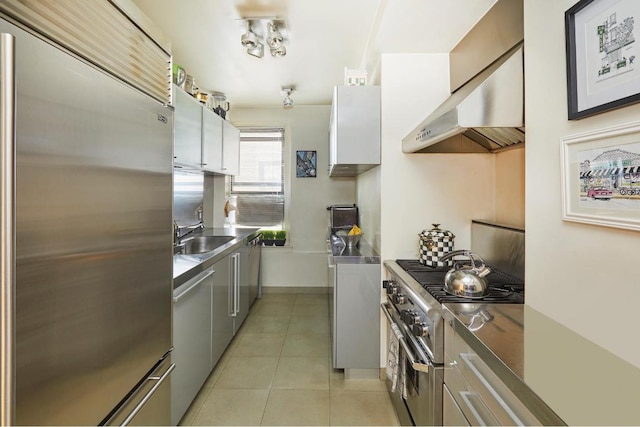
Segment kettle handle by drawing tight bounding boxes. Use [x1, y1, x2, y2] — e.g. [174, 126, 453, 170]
[439, 250, 490, 275]
[468, 253, 490, 276]
[439, 249, 470, 262]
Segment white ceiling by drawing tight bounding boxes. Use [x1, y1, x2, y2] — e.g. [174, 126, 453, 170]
[132, 0, 497, 107]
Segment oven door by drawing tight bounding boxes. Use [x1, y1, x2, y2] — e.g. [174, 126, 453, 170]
[381, 303, 442, 426]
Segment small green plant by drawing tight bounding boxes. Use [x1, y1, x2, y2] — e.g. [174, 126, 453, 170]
[275, 230, 287, 240]
[261, 230, 275, 240]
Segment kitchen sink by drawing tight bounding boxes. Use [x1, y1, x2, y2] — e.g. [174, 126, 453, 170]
[180, 236, 235, 254]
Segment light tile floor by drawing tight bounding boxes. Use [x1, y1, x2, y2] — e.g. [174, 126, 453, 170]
[179, 292, 400, 426]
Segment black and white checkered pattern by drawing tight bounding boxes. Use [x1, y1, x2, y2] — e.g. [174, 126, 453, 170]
[419, 239, 454, 267]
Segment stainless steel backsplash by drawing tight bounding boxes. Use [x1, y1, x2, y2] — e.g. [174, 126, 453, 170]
[174, 170, 204, 227]
[471, 220, 524, 281]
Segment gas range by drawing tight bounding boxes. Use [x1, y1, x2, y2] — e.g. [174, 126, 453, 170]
[382, 223, 525, 426]
[395, 259, 524, 304]
[382, 259, 525, 367]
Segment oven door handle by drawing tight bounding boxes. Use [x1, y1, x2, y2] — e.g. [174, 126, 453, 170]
[381, 303, 430, 373]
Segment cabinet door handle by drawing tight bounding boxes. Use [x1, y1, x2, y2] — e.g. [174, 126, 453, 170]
[228, 255, 235, 317]
[234, 254, 240, 314]
[173, 269, 214, 302]
[458, 391, 488, 426]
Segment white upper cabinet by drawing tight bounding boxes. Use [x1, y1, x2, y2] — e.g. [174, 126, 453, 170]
[173, 84, 239, 175]
[222, 120, 240, 176]
[174, 85, 203, 168]
[329, 85, 381, 177]
[201, 107, 223, 173]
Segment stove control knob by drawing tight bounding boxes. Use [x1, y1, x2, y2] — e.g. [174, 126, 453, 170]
[412, 323, 429, 338]
[385, 281, 398, 295]
[393, 293, 406, 304]
[401, 310, 420, 326]
[400, 309, 416, 324]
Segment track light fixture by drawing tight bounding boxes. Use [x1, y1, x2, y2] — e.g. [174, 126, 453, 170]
[240, 19, 288, 58]
[281, 87, 294, 109]
[266, 22, 283, 48]
[247, 42, 264, 58]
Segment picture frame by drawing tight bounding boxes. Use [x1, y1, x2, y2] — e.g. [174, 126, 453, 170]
[561, 120, 640, 231]
[296, 150, 317, 177]
[565, 0, 640, 120]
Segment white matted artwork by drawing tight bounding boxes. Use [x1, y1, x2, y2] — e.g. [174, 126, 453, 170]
[566, 0, 640, 119]
[561, 120, 640, 230]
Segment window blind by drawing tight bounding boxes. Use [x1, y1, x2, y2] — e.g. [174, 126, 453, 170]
[230, 128, 285, 227]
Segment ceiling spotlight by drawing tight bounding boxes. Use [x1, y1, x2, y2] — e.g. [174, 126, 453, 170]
[247, 41, 264, 58]
[241, 21, 258, 48]
[271, 45, 286, 57]
[239, 18, 289, 59]
[266, 22, 284, 49]
[281, 87, 294, 109]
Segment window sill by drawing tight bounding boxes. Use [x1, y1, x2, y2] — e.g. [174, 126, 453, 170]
[260, 244, 293, 251]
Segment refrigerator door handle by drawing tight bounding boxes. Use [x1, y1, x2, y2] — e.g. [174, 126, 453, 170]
[119, 363, 175, 427]
[0, 32, 15, 427]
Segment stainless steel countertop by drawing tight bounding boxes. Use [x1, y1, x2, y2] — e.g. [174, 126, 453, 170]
[173, 227, 260, 287]
[443, 303, 564, 425]
[443, 303, 640, 425]
[328, 237, 380, 264]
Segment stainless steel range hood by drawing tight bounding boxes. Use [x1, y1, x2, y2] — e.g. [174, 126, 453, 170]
[403, 44, 524, 153]
[403, 0, 524, 154]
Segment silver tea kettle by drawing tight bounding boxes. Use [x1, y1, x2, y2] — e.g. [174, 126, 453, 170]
[439, 250, 491, 298]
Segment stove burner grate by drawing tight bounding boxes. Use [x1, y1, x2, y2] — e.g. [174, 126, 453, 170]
[395, 259, 524, 304]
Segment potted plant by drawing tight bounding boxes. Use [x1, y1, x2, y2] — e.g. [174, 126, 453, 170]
[260, 229, 286, 246]
[274, 230, 287, 246]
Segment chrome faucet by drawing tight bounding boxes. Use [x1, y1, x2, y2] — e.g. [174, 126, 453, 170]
[173, 220, 181, 245]
[174, 220, 205, 244]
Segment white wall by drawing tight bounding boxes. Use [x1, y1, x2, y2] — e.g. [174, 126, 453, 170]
[357, 53, 499, 367]
[372, 53, 496, 263]
[525, 0, 640, 369]
[356, 167, 381, 252]
[226, 106, 356, 287]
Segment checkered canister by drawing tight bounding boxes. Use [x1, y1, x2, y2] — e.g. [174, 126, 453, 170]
[418, 224, 455, 267]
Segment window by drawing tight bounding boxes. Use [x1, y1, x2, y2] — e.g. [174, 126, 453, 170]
[230, 127, 285, 228]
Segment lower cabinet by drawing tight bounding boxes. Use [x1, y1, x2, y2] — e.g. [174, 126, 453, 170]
[172, 244, 252, 424]
[234, 243, 250, 334]
[211, 255, 233, 365]
[212, 246, 250, 365]
[330, 260, 380, 375]
[171, 267, 214, 426]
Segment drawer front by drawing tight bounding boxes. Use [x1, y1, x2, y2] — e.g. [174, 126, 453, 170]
[446, 318, 540, 426]
[444, 350, 498, 426]
[443, 384, 470, 426]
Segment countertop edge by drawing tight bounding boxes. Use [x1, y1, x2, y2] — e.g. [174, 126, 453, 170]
[328, 237, 381, 264]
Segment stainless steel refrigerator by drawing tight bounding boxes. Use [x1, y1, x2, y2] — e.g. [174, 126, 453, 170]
[0, 15, 174, 426]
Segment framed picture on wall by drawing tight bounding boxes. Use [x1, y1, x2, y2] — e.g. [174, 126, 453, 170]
[561, 120, 640, 231]
[565, 0, 640, 120]
[296, 150, 317, 177]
